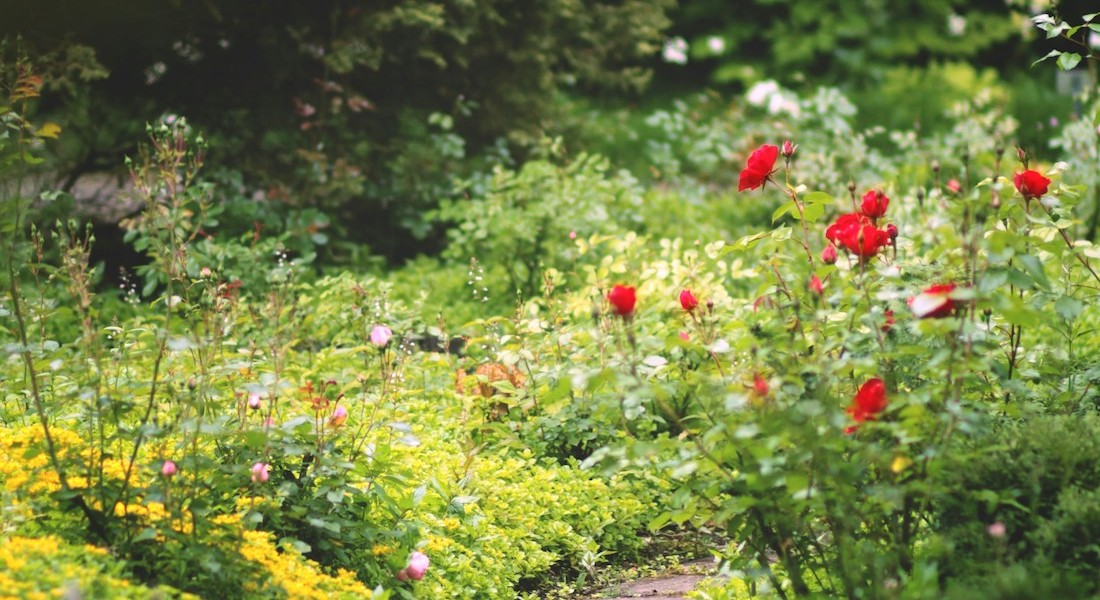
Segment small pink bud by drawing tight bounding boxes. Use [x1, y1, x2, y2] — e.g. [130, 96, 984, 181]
[947, 179, 961, 194]
[200, 267, 212, 278]
[810, 275, 824, 296]
[406, 551, 430, 581]
[678, 331, 690, 342]
[821, 244, 838, 265]
[885, 223, 898, 240]
[248, 393, 262, 410]
[161, 460, 178, 478]
[250, 462, 270, 483]
[987, 521, 1006, 538]
[370, 325, 392, 348]
[752, 373, 769, 397]
[781, 139, 797, 158]
[569, 230, 577, 240]
[330, 404, 348, 427]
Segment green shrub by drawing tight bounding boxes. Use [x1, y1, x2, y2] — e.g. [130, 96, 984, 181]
[934, 415, 1100, 594]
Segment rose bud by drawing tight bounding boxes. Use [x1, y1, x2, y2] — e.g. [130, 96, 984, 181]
[821, 244, 838, 265]
[406, 551, 430, 581]
[679, 289, 699, 312]
[330, 404, 348, 427]
[250, 462, 270, 483]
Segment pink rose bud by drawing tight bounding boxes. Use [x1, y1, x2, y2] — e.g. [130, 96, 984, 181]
[161, 460, 178, 478]
[678, 331, 690, 342]
[781, 139, 797, 158]
[987, 521, 1006, 538]
[406, 551, 430, 581]
[885, 223, 898, 240]
[200, 267, 212, 277]
[248, 393, 262, 410]
[370, 325, 392, 348]
[330, 404, 348, 427]
[947, 179, 961, 194]
[250, 462, 270, 483]
[810, 275, 824, 296]
[821, 244, 838, 265]
[569, 230, 577, 240]
[752, 373, 769, 397]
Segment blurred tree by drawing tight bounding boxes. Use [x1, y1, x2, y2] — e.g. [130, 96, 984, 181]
[2, 0, 672, 259]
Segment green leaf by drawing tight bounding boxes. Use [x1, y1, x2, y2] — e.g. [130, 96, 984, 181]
[1054, 295, 1083, 321]
[1017, 255, 1050, 291]
[647, 511, 672, 531]
[1057, 52, 1082, 71]
[1084, 12, 1097, 22]
[802, 200, 826, 223]
[1032, 49, 1062, 67]
[771, 201, 796, 223]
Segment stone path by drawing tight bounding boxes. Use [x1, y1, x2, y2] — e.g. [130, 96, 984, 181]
[593, 559, 718, 600]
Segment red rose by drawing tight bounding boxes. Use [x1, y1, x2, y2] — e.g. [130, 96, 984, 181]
[1013, 170, 1050, 200]
[679, 289, 699, 312]
[885, 223, 898, 241]
[738, 144, 779, 192]
[840, 223, 889, 259]
[846, 377, 888, 424]
[825, 213, 867, 245]
[908, 283, 957, 319]
[607, 285, 637, 317]
[827, 213, 888, 259]
[860, 190, 889, 219]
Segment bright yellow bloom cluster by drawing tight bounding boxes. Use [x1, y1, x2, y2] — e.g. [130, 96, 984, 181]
[238, 529, 374, 599]
[0, 426, 127, 496]
[0, 535, 195, 600]
[112, 500, 194, 535]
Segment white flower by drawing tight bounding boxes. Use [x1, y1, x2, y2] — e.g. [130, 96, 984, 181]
[746, 80, 780, 106]
[947, 14, 967, 36]
[662, 37, 689, 65]
[707, 36, 726, 54]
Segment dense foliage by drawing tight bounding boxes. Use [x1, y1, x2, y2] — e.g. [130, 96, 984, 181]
[4, 4, 1100, 600]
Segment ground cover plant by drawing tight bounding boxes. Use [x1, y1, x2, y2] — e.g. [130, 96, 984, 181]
[3, 4, 1100, 599]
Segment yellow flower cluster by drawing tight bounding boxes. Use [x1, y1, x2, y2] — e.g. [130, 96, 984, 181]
[0, 426, 127, 496]
[112, 500, 194, 535]
[238, 529, 374, 599]
[0, 535, 194, 600]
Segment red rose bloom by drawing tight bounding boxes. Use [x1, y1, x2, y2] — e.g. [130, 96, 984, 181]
[1014, 170, 1050, 200]
[738, 144, 779, 192]
[841, 223, 890, 258]
[908, 283, 957, 319]
[679, 289, 699, 312]
[607, 285, 637, 317]
[825, 213, 867, 245]
[860, 190, 889, 219]
[846, 377, 888, 425]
